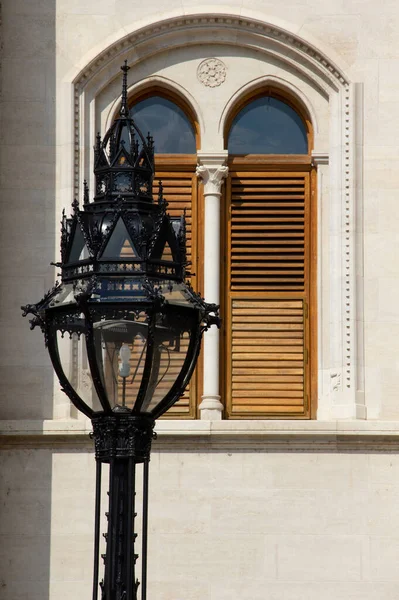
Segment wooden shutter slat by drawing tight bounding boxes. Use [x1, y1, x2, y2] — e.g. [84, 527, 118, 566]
[232, 241, 304, 246]
[232, 177, 305, 184]
[233, 362, 303, 369]
[233, 399, 304, 407]
[233, 353, 303, 361]
[231, 200, 305, 205]
[232, 234, 304, 239]
[233, 300, 302, 308]
[233, 315, 303, 322]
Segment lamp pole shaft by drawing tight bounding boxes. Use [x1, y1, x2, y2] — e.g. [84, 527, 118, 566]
[141, 459, 150, 600]
[93, 460, 102, 600]
[91, 415, 155, 600]
[102, 458, 138, 600]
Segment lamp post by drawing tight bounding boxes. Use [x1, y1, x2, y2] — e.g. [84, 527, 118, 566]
[22, 62, 219, 600]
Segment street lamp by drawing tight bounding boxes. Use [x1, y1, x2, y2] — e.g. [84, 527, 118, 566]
[22, 62, 219, 600]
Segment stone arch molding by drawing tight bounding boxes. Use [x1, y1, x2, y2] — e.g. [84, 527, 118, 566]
[68, 12, 364, 421]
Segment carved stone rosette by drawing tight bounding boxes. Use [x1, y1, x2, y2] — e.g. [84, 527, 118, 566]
[91, 414, 155, 463]
[197, 58, 227, 87]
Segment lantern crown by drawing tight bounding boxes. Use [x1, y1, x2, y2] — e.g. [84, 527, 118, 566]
[93, 60, 155, 206]
[52, 63, 186, 284]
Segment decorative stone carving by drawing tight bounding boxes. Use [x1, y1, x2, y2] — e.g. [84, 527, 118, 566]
[196, 164, 228, 196]
[330, 372, 341, 393]
[197, 58, 227, 88]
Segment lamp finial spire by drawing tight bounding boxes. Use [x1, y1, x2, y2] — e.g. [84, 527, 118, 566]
[120, 60, 130, 118]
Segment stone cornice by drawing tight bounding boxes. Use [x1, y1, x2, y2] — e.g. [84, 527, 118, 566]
[196, 151, 228, 167]
[2, 420, 399, 452]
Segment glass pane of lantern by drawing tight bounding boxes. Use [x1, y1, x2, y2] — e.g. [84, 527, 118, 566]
[140, 312, 193, 413]
[56, 329, 102, 412]
[156, 280, 195, 307]
[92, 312, 149, 411]
[101, 217, 138, 259]
[48, 283, 76, 308]
[160, 240, 173, 262]
[68, 225, 90, 262]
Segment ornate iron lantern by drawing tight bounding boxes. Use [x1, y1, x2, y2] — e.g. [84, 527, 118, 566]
[22, 62, 219, 600]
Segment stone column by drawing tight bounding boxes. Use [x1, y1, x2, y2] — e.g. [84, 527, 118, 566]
[196, 152, 228, 420]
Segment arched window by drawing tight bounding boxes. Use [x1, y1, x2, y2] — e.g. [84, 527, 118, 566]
[129, 91, 201, 418]
[223, 91, 316, 419]
[228, 96, 308, 154]
[130, 95, 196, 154]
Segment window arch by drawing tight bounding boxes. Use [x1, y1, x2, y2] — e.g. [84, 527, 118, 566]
[128, 89, 202, 418]
[228, 96, 308, 154]
[222, 89, 316, 419]
[224, 88, 313, 155]
[129, 95, 196, 154]
[128, 87, 200, 153]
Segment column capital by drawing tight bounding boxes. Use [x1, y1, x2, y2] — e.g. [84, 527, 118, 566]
[196, 151, 228, 196]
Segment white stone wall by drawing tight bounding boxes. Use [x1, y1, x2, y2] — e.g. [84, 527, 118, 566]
[3, 436, 399, 600]
[0, 0, 57, 419]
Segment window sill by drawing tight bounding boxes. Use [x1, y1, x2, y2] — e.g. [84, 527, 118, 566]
[1, 419, 399, 451]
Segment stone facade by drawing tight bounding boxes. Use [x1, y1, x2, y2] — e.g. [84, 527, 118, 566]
[2, 1, 399, 598]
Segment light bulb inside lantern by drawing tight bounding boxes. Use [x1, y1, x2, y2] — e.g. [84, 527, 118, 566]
[119, 343, 131, 378]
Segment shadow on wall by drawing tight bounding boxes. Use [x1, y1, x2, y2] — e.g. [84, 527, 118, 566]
[0, 0, 57, 420]
[0, 446, 97, 600]
[0, 1, 56, 599]
[0, 448, 53, 600]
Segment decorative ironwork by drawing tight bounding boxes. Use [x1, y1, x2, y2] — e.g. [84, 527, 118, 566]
[22, 60, 220, 600]
[91, 415, 155, 463]
[84, 180, 90, 204]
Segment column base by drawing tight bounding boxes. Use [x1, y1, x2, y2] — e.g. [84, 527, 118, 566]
[199, 395, 223, 420]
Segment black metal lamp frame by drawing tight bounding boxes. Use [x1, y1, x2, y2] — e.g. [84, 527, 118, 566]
[22, 61, 220, 600]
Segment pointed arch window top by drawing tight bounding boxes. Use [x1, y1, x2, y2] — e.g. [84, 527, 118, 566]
[129, 96, 196, 154]
[228, 96, 308, 155]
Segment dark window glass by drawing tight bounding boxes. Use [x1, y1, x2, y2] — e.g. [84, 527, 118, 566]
[130, 96, 196, 154]
[228, 96, 308, 154]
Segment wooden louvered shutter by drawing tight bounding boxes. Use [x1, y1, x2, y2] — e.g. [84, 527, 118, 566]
[154, 158, 200, 418]
[225, 169, 312, 418]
